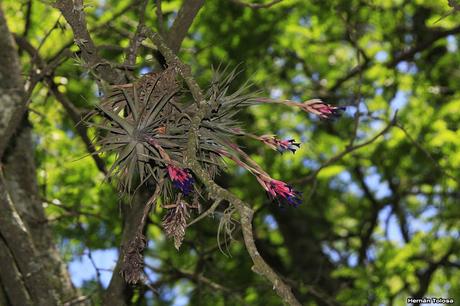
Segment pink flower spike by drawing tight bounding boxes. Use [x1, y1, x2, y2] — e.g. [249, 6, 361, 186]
[258, 177, 302, 207]
[260, 135, 300, 154]
[276, 139, 300, 154]
[301, 99, 345, 119]
[167, 165, 194, 195]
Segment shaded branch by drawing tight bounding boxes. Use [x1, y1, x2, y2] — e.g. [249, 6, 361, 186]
[296, 112, 398, 185]
[166, 0, 205, 53]
[14, 35, 107, 175]
[386, 25, 460, 67]
[124, 0, 149, 67]
[396, 123, 459, 184]
[353, 167, 384, 264]
[22, 0, 33, 38]
[329, 24, 460, 92]
[412, 247, 455, 304]
[155, 0, 165, 35]
[387, 178, 411, 243]
[229, 0, 283, 9]
[145, 262, 245, 301]
[49, 84, 108, 175]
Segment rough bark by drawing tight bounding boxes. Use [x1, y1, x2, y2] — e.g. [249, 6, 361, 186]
[0, 5, 76, 306]
[0, 8, 27, 160]
[103, 188, 150, 306]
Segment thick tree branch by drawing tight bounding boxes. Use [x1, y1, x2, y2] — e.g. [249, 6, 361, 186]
[53, 0, 125, 84]
[166, 0, 205, 53]
[0, 236, 33, 306]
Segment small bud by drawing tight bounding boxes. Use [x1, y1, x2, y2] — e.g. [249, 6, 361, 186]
[301, 99, 345, 119]
[259, 135, 301, 154]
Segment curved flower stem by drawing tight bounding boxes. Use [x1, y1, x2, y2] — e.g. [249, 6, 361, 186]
[216, 148, 265, 177]
[252, 97, 300, 107]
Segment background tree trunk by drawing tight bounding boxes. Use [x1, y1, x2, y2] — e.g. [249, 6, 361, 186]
[0, 5, 76, 306]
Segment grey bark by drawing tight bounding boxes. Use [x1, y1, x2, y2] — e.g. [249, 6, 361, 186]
[0, 5, 76, 306]
[0, 7, 27, 160]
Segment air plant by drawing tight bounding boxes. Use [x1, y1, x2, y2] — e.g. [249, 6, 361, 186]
[89, 65, 344, 280]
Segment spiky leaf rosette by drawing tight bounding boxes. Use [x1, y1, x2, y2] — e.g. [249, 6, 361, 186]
[89, 66, 255, 196]
[89, 65, 310, 250]
[198, 67, 256, 177]
[89, 68, 182, 194]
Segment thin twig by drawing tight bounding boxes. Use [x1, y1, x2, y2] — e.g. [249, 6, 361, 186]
[187, 198, 223, 226]
[137, 178, 164, 236]
[296, 111, 398, 185]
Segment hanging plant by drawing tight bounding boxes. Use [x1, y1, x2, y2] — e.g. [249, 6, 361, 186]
[88, 64, 344, 283]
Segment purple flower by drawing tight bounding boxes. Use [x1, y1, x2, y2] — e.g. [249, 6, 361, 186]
[301, 99, 345, 119]
[167, 165, 194, 195]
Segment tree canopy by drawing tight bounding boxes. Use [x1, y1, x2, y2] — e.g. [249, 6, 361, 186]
[1, 0, 460, 305]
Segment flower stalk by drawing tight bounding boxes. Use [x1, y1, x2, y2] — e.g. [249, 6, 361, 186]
[253, 97, 345, 119]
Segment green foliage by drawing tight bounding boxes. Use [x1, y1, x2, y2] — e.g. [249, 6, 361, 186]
[4, 0, 460, 304]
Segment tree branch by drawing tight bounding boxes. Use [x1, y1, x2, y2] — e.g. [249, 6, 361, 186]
[13, 35, 108, 175]
[48, 84, 108, 175]
[296, 112, 398, 185]
[53, 0, 125, 84]
[229, 0, 283, 9]
[155, 0, 166, 36]
[353, 167, 384, 264]
[124, 0, 149, 67]
[329, 25, 460, 92]
[166, 0, 205, 53]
